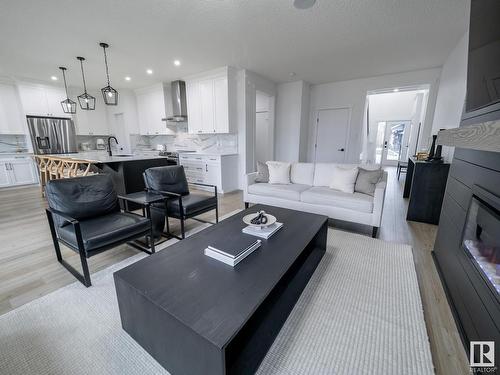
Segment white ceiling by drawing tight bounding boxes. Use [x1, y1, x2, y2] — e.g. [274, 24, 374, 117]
[0, 0, 468, 89]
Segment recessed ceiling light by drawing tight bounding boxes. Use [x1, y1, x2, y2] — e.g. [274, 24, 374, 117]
[293, 0, 316, 10]
[393, 88, 400, 92]
[125, 76, 131, 81]
[51, 76, 58, 81]
[146, 69, 153, 75]
[173, 60, 181, 66]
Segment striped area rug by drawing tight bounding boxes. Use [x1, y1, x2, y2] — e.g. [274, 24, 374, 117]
[0, 225, 433, 374]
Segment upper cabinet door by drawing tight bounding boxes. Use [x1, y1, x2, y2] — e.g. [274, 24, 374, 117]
[74, 90, 109, 135]
[45, 86, 68, 118]
[213, 76, 229, 133]
[186, 81, 202, 134]
[136, 85, 167, 135]
[17, 84, 49, 116]
[150, 86, 167, 135]
[0, 83, 26, 134]
[199, 79, 215, 133]
[184, 67, 235, 135]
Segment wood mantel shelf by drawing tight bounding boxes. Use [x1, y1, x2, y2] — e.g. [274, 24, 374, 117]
[437, 120, 500, 153]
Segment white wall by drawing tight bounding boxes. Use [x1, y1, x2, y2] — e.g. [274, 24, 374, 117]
[431, 32, 468, 161]
[307, 68, 442, 163]
[274, 80, 310, 162]
[237, 69, 277, 189]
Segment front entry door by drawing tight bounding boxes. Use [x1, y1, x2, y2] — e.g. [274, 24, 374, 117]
[380, 120, 410, 166]
[314, 108, 350, 163]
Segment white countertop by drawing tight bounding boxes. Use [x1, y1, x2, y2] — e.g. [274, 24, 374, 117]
[44, 152, 170, 163]
[0, 152, 33, 159]
[177, 151, 238, 156]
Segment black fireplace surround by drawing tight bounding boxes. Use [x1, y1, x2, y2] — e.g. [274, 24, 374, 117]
[434, 148, 500, 364]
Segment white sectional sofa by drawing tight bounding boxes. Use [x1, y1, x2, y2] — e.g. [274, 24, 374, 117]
[244, 163, 387, 237]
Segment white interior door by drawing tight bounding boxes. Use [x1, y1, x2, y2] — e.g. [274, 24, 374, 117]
[314, 108, 350, 163]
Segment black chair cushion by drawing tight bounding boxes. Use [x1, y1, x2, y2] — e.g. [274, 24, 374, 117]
[57, 212, 150, 252]
[46, 174, 119, 227]
[144, 166, 189, 196]
[154, 193, 217, 218]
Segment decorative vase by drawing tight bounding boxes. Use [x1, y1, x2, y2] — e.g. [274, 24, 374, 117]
[426, 135, 437, 161]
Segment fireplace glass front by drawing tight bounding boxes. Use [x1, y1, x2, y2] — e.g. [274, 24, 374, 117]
[462, 196, 500, 296]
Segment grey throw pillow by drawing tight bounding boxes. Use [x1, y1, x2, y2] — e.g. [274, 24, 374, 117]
[255, 161, 269, 183]
[354, 168, 382, 196]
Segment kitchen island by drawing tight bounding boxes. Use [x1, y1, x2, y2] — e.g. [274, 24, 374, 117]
[44, 152, 175, 196]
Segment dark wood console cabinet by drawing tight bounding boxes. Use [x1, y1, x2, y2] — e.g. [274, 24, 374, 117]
[404, 157, 450, 224]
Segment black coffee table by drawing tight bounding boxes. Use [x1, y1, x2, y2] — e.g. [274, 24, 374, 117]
[114, 204, 328, 375]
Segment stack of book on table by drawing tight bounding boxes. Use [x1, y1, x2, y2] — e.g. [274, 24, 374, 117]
[204, 234, 261, 267]
[242, 222, 283, 239]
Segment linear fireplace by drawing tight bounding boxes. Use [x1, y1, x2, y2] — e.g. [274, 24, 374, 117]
[462, 187, 500, 298]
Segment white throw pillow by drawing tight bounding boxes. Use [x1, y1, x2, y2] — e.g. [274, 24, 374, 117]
[329, 165, 359, 193]
[266, 161, 291, 184]
[291, 163, 315, 185]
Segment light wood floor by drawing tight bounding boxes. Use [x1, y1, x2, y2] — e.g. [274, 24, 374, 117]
[0, 168, 469, 374]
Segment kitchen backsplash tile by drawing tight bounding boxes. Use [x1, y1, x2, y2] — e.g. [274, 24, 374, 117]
[77, 135, 109, 151]
[130, 132, 238, 154]
[0, 134, 29, 153]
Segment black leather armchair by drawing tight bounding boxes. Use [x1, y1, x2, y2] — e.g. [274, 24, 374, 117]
[143, 165, 218, 239]
[45, 174, 155, 287]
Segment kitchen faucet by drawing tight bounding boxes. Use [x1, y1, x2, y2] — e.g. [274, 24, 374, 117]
[107, 136, 118, 156]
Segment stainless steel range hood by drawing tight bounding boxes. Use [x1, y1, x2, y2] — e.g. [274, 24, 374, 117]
[163, 80, 187, 122]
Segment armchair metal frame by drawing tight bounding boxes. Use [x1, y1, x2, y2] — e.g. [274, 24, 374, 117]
[46, 197, 155, 287]
[147, 182, 218, 240]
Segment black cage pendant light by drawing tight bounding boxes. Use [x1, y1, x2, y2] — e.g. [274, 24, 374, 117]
[76, 57, 96, 110]
[99, 42, 118, 105]
[59, 67, 77, 114]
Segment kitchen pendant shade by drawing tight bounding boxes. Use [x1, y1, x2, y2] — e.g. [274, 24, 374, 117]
[99, 42, 118, 106]
[61, 98, 77, 114]
[59, 66, 77, 114]
[77, 92, 96, 110]
[76, 56, 96, 110]
[101, 85, 118, 105]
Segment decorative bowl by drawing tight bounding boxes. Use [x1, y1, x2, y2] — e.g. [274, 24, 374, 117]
[243, 212, 277, 229]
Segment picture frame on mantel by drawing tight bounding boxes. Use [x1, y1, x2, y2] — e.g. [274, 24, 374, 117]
[436, 120, 500, 153]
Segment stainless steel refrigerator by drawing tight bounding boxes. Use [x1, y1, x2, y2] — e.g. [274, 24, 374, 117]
[27, 116, 77, 154]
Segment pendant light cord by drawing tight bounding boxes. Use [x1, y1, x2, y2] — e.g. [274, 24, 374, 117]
[61, 69, 70, 100]
[79, 60, 88, 94]
[102, 46, 111, 86]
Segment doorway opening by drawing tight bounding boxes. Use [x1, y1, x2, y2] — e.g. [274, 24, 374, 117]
[254, 91, 274, 166]
[363, 86, 430, 165]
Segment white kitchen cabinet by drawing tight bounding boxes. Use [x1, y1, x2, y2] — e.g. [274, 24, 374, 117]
[0, 163, 10, 187]
[10, 159, 38, 185]
[44, 86, 68, 117]
[199, 79, 215, 133]
[74, 90, 109, 135]
[186, 81, 203, 134]
[0, 83, 26, 134]
[179, 153, 238, 193]
[0, 156, 38, 187]
[17, 83, 67, 117]
[135, 84, 170, 136]
[185, 67, 236, 134]
[213, 76, 229, 133]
